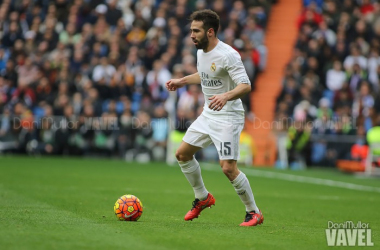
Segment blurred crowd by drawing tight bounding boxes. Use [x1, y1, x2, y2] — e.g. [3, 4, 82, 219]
[276, 0, 380, 167]
[0, 0, 272, 160]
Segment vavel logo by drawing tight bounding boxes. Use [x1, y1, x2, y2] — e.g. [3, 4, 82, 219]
[326, 221, 374, 247]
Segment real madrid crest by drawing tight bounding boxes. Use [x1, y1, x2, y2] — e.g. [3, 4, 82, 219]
[210, 62, 216, 72]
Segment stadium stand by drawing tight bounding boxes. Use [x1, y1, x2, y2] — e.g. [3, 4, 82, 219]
[0, 0, 274, 162]
[275, 0, 380, 169]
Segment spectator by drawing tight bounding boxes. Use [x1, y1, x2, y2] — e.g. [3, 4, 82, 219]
[333, 83, 354, 111]
[146, 59, 171, 101]
[126, 110, 153, 162]
[367, 48, 380, 90]
[312, 21, 337, 47]
[243, 18, 264, 47]
[105, 0, 122, 27]
[151, 105, 168, 161]
[59, 22, 81, 46]
[118, 108, 133, 158]
[1, 60, 18, 88]
[360, 0, 375, 16]
[311, 113, 334, 165]
[93, 112, 117, 156]
[317, 98, 333, 119]
[352, 82, 374, 119]
[347, 63, 367, 93]
[12, 79, 36, 107]
[343, 45, 367, 72]
[49, 42, 71, 67]
[92, 56, 116, 84]
[326, 60, 346, 91]
[286, 119, 312, 168]
[28, 118, 59, 155]
[2, 21, 23, 48]
[35, 77, 54, 105]
[297, 8, 323, 30]
[177, 85, 203, 114]
[17, 57, 38, 86]
[0, 76, 9, 107]
[231, 1, 247, 26]
[126, 24, 146, 45]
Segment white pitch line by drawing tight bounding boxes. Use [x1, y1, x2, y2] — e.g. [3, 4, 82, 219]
[201, 163, 380, 193]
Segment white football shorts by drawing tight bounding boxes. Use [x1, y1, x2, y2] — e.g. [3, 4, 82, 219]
[182, 114, 244, 160]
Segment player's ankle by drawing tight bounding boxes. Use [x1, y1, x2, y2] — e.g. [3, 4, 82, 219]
[196, 193, 209, 201]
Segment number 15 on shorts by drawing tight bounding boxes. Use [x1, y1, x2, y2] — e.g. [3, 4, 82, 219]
[220, 142, 231, 156]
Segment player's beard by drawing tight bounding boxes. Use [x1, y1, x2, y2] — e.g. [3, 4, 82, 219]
[194, 34, 209, 50]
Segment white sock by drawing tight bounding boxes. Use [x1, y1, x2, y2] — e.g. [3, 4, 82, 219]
[231, 171, 259, 212]
[178, 157, 209, 200]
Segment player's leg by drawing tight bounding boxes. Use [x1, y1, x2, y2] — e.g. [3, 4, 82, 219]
[175, 141, 209, 200]
[219, 159, 260, 213]
[219, 159, 263, 226]
[177, 115, 215, 221]
[211, 121, 263, 226]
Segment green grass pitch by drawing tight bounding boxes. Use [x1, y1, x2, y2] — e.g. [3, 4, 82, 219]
[0, 156, 379, 250]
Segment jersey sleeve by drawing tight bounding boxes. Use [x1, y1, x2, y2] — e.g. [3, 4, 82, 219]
[223, 51, 251, 85]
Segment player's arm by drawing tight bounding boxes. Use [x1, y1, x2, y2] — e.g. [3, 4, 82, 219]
[182, 73, 201, 85]
[209, 83, 251, 111]
[209, 53, 251, 111]
[165, 73, 201, 91]
[224, 83, 251, 100]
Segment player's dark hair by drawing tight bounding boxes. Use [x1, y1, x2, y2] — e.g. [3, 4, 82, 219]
[189, 9, 220, 35]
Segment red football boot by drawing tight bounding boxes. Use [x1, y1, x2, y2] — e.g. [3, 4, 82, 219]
[240, 210, 264, 227]
[184, 193, 215, 221]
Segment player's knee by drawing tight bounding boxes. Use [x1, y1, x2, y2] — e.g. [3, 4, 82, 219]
[222, 167, 234, 177]
[220, 160, 237, 176]
[175, 150, 193, 162]
[220, 159, 236, 167]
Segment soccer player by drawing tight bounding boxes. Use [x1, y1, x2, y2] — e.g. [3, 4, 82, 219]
[165, 10, 263, 227]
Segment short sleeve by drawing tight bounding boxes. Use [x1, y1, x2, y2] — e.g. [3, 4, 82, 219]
[223, 51, 251, 85]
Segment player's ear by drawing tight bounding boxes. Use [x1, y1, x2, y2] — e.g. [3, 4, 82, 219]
[207, 28, 213, 37]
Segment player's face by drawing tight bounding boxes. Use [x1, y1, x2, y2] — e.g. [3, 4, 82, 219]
[190, 20, 209, 50]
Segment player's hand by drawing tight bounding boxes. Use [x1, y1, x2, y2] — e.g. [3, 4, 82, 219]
[208, 94, 228, 111]
[165, 79, 185, 91]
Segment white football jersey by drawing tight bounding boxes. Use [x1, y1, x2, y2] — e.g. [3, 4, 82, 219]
[196, 40, 251, 123]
